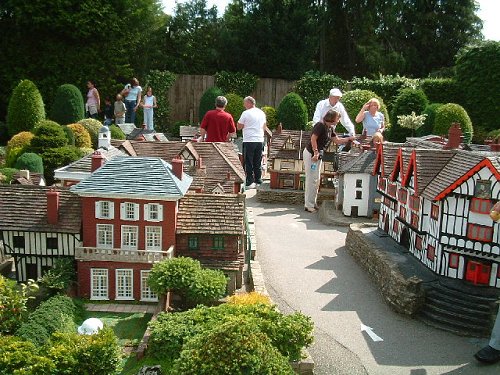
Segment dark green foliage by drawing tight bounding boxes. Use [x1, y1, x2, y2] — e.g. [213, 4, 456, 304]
[293, 71, 347, 119]
[224, 93, 245, 124]
[170, 120, 192, 139]
[262, 106, 277, 130]
[14, 152, 44, 173]
[277, 92, 308, 130]
[78, 118, 103, 149]
[7, 80, 45, 137]
[144, 70, 177, 133]
[455, 41, 500, 133]
[420, 78, 460, 105]
[433, 103, 473, 144]
[42, 146, 84, 184]
[0, 167, 18, 184]
[38, 258, 76, 294]
[62, 125, 75, 146]
[389, 88, 429, 142]
[0, 122, 8, 145]
[214, 71, 259, 97]
[340, 89, 390, 135]
[171, 317, 294, 375]
[30, 120, 67, 154]
[198, 86, 224, 122]
[49, 84, 85, 125]
[416, 103, 443, 137]
[109, 124, 126, 140]
[0, 336, 55, 375]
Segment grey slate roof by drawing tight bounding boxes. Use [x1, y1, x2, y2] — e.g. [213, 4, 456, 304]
[412, 149, 456, 195]
[70, 156, 192, 199]
[55, 146, 125, 175]
[0, 185, 81, 233]
[339, 151, 377, 174]
[117, 123, 137, 136]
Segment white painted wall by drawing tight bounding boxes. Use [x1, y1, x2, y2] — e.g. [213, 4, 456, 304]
[343, 173, 371, 217]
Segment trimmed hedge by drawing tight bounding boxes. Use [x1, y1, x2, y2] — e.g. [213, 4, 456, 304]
[416, 103, 443, 137]
[277, 92, 308, 130]
[198, 86, 224, 122]
[67, 123, 92, 148]
[224, 93, 245, 124]
[7, 79, 45, 137]
[0, 336, 55, 374]
[420, 78, 460, 105]
[77, 118, 102, 149]
[29, 120, 67, 154]
[261, 106, 278, 130]
[340, 89, 390, 135]
[109, 124, 126, 140]
[5, 131, 34, 167]
[49, 84, 85, 125]
[433, 103, 473, 143]
[389, 88, 429, 142]
[62, 125, 75, 146]
[14, 152, 44, 173]
[42, 145, 84, 184]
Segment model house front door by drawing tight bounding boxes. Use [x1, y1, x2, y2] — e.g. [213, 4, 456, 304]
[465, 261, 491, 285]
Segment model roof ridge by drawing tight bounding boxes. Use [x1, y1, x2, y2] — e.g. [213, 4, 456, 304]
[211, 142, 246, 181]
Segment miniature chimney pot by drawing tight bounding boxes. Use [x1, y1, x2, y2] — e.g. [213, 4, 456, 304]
[19, 169, 30, 180]
[46, 189, 60, 225]
[171, 158, 183, 180]
[444, 123, 462, 150]
[276, 123, 283, 134]
[91, 151, 105, 172]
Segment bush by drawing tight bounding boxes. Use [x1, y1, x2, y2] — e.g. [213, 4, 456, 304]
[433, 103, 474, 143]
[78, 118, 103, 149]
[389, 88, 429, 142]
[0, 122, 8, 146]
[144, 70, 177, 133]
[171, 317, 294, 375]
[38, 258, 76, 294]
[215, 70, 259, 97]
[30, 120, 68, 154]
[5, 131, 34, 167]
[227, 291, 272, 306]
[420, 78, 460, 105]
[42, 146, 84, 184]
[14, 152, 44, 173]
[293, 71, 347, 119]
[224, 93, 245, 124]
[67, 123, 92, 148]
[7, 79, 45, 137]
[416, 103, 443, 136]
[277, 92, 308, 130]
[340, 89, 390, 135]
[455, 41, 500, 133]
[49, 84, 85, 125]
[0, 336, 55, 375]
[109, 124, 126, 140]
[0, 275, 38, 334]
[261, 106, 277, 130]
[62, 125, 75, 146]
[198, 86, 224, 122]
[0, 167, 19, 184]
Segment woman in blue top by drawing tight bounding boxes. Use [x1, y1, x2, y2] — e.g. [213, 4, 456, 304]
[121, 77, 142, 125]
[355, 98, 385, 136]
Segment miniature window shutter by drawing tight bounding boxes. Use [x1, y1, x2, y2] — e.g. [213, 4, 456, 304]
[120, 203, 126, 220]
[95, 201, 101, 218]
[108, 202, 115, 219]
[144, 204, 149, 221]
[158, 205, 163, 221]
[134, 203, 139, 221]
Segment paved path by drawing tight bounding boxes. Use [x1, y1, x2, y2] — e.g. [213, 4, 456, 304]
[246, 191, 499, 375]
[85, 303, 157, 314]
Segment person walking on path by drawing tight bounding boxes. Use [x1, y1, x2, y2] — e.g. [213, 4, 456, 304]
[141, 86, 157, 131]
[355, 98, 385, 136]
[303, 109, 355, 212]
[85, 80, 100, 119]
[199, 96, 236, 142]
[313, 88, 355, 136]
[121, 77, 142, 125]
[237, 96, 266, 189]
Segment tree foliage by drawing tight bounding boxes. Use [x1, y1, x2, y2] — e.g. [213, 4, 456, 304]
[50, 84, 85, 125]
[433, 103, 473, 144]
[14, 152, 44, 174]
[144, 70, 177, 133]
[30, 120, 67, 154]
[6, 80, 45, 136]
[214, 71, 258, 97]
[340, 89, 389, 135]
[199, 86, 224, 122]
[389, 88, 429, 142]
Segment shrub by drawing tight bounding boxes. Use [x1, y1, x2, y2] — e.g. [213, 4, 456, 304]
[67, 123, 92, 148]
[0, 122, 8, 146]
[420, 78, 460, 105]
[38, 258, 76, 294]
[62, 124, 75, 146]
[293, 71, 347, 118]
[198, 86, 224, 122]
[340, 89, 390, 135]
[42, 146, 83, 184]
[185, 268, 228, 306]
[171, 317, 294, 375]
[5, 131, 34, 167]
[14, 152, 44, 173]
[30, 120, 68, 154]
[227, 291, 272, 305]
[144, 70, 177, 133]
[433, 103, 474, 143]
[0, 167, 19, 184]
[0, 336, 55, 375]
[0, 275, 38, 334]
[7, 79, 45, 137]
[416, 103, 443, 136]
[389, 88, 429, 142]
[277, 92, 308, 130]
[224, 93, 245, 124]
[215, 70, 259, 97]
[78, 118, 102, 149]
[49, 84, 85, 125]
[109, 124, 126, 140]
[261, 106, 277, 130]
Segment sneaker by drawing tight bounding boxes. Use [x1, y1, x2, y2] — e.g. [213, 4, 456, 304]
[246, 183, 256, 189]
[475, 345, 500, 364]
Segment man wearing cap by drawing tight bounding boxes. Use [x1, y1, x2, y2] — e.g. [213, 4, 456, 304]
[313, 88, 355, 136]
[199, 96, 236, 142]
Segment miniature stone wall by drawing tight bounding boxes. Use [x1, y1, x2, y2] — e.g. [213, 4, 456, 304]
[346, 223, 425, 316]
[256, 182, 334, 206]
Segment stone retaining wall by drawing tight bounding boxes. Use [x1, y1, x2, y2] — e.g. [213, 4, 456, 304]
[346, 224, 425, 316]
[257, 185, 334, 206]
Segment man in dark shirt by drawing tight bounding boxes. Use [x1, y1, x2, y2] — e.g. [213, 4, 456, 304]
[199, 96, 236, 142]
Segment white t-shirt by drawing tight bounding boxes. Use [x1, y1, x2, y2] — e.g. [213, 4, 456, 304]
[312, 98, 355, 135]
[238, 107, 266, 143]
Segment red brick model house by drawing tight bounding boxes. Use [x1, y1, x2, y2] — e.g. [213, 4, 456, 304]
[375, 143, 500, 287]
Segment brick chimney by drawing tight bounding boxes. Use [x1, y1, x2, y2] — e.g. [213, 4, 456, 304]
[171, 158, 184, 180]
[196, 157, 203, 169]
[46, 189, 60, 225]
[91, 151, 105, 172]
[444, 123, 463, 150]
[276, 123, 283, 134]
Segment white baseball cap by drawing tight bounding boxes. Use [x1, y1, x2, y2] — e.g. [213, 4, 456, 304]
[329, 88, 343, 97]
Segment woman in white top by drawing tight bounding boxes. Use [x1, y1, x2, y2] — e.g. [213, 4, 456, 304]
[141, 87, 157, 130]
[355, 98, 385, 136]
[86, 80, 100, 119]
[121, 77, 142, 124]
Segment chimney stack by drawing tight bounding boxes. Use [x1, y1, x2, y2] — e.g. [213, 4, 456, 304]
[91, 151, 105, 172]
[276, 123, 283, 134]
[196, 156, 203, 169]
[444, 123, 463, 150]
[47, 189, 60, 225]
[19, 169, 30, 181]
[171, 158, 184, 180]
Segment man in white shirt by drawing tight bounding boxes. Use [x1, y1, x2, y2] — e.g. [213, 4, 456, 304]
[237, 96, 266, 189]
[312, 88, 355, 136]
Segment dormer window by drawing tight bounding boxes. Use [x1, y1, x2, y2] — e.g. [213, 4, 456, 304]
[180, 149, 195, 167]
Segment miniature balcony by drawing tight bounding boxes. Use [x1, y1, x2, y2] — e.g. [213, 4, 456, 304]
[75, 245, 174, 263]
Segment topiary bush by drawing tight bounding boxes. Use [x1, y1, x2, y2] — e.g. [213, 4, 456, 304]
[49, 84, 85, 125]
[227, 291, 272, 306]
[198, 86, 224, 122]
[277, 92, 308, 130]
[215, 70, 259, 98]
[78, 118, 103, 149]
[29, 120, 67, 154]
[109, 124, 126, 140]
[42, 145, 84, 184]
[224, 93, 245, 124]
[416, 103, 443, 136]
[261, 106, 277, 130]
[67, 123, 92, 148]
[340, 89, 390, 135]
[433, 103, 474, 143]
[389, 88, 429, 142]
[62, 125, 75, 146]
[171, 317, 295, 375]
[293, 71, 347, 119]
[5, 131, 34, 167]
[14, 152, 44, 173]
[6, 79, 45, 137]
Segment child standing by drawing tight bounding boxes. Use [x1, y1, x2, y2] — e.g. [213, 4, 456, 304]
[103, 97, 113, 126]
[114, 94, 126, 125]
[141, 86, 157, 131]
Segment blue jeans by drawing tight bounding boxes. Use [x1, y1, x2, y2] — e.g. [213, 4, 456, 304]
[243, 142, 263, 186]
[125, 100, 137, 124]
[143, 108, 154, 130]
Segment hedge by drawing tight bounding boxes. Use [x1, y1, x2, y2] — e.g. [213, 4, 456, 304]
[29, 120, 68, 154]
[433, 103, 473, 144]
[224, 93, 245, 124]
[277, 92, 308, 130]
[419, 78, 460, 105]
[389, 88, 429, 142]
[198, 86, 224, 122]
[78, 118, 103, 149]
[416, 103, 443, 137]
[215, 70, 259, 98]
[50, 84, 85, 125]
[14, 152, 44, 174]
[7, 79, 45, 137]
[340, 89, 390, 135]
[42, 145, 84, 184]
[261, 106, 278, 130]
[67, 123, 92, 148]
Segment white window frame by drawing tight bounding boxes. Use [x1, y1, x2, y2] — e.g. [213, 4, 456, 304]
[120, 202, 139, 221]
[144, 203, 163, 222]
[145, 226, 162, 251]
[95, 201, 114, 219]
[121, 225, 138, 250]
[140, 270, 158, 302]
[90, 268, 109, 300]
[115, 269, 134, 301]
[96, 224, 114, 249]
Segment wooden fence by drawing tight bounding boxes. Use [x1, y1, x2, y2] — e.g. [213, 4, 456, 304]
[167, 74, 295, 124]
